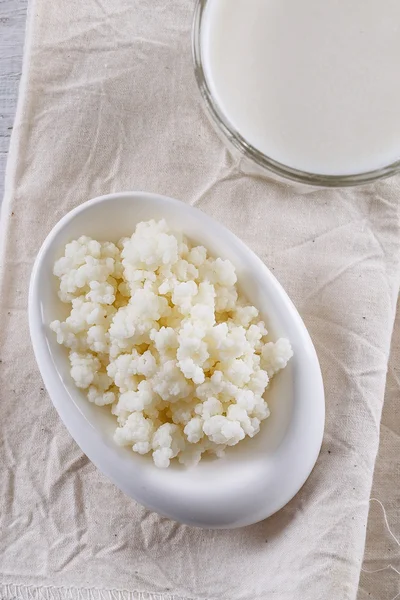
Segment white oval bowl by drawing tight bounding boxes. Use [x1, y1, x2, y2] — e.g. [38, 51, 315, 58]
[29, 191, 325, 529]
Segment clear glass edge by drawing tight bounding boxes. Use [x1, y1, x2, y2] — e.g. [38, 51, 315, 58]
[191, 0, 400, 188]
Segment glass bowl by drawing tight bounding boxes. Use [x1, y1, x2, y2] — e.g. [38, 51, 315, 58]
[192, 0, 400, 187]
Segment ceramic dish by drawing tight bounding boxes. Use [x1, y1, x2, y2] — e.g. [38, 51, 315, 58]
[29, 191, 325, 528]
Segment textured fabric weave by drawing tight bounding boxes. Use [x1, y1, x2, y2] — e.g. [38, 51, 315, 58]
[1, 1, 399, 599]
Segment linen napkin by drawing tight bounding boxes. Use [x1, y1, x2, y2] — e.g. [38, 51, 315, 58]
[358, 305, 400, 600]
[1, 1, 399, 599]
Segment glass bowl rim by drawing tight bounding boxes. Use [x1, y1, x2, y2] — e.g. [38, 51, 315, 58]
[191, 0, 400, 188]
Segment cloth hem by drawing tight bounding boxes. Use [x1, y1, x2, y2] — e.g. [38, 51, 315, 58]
[0, 0, 36, 277]
[0, 583, 201, 600]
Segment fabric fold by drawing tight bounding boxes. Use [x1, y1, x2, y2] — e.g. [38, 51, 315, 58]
[1, 1, 399, 599]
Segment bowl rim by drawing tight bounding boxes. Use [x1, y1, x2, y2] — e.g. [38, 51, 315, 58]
[29, 190, 325, 528]
[192, 0, 400, 187]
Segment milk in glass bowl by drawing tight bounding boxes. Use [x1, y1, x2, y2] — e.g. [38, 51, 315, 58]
[192, 0, 400, 186]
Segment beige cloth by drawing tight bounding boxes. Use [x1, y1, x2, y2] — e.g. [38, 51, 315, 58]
[1, 1, 399, 599]
[358, 304, 400, 600]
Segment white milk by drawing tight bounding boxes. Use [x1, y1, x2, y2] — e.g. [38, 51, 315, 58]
[201, 0, 400, 175]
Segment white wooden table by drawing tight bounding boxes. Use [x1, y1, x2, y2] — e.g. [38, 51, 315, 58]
[0, 0, 27, 200]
